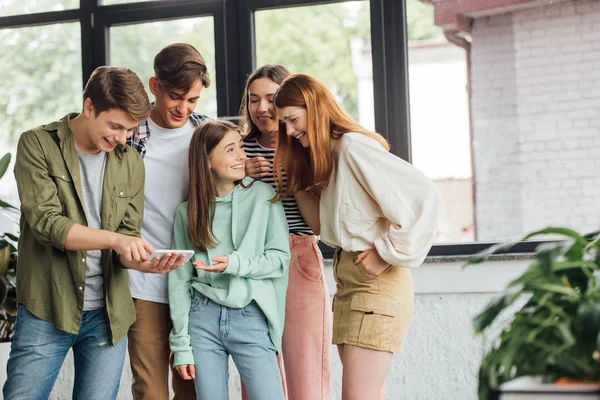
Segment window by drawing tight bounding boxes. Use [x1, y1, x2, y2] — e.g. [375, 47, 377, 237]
[101, 0, 158, 4]
[0, 22, 82, 207]
[110, 16, 217, 118]
[0, 0, 77, 17]
[255, 1, 375, 130]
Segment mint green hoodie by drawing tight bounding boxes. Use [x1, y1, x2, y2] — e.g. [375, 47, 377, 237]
[168, 177, 290, 367]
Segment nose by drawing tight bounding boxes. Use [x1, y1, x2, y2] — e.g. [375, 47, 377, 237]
[115, 130, 128, 145]
[176, 100, 186, 114]
[237, 148, 246, 161]
[258, 100, 269, 112]
[286, 123, 295, 136]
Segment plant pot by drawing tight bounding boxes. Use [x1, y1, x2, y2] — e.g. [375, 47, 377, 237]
[497, 376, 600, 399]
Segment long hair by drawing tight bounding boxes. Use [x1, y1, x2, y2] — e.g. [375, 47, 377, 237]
[272, 73, 389, 201]
[239, 64, 290, 141]
[187, 119, 240, 250]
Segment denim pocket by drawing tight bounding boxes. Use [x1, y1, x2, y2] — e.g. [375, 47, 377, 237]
[190, 292, 208, 312]
[241, 301, 264, 317]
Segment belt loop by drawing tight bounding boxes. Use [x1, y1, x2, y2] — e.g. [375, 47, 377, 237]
[333, 247, 341, 266]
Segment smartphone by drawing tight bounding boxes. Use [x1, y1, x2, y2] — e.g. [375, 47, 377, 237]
[150, 249, 195, 263]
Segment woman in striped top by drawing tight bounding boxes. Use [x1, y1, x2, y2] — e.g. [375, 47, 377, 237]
[239, 64, 331, 400]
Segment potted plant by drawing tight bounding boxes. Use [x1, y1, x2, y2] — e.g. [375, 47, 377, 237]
[0, 152, 18, 342]
[467, 227, 600, 399]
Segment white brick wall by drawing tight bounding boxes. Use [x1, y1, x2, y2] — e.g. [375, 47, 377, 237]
[471, 0, 600, 241]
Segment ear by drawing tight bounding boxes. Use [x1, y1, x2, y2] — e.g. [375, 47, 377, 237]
[149, 77, 158, 96]
[83, 98, 95, 118]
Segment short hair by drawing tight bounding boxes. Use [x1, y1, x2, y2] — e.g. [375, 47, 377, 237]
[153, 43, 210, 92]
[83, 66, 151, 121]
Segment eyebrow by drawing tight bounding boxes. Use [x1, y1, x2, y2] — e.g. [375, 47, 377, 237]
[249, 92, 275, 97]
[224, 142, 236, 149]
[108, 121, 126, 129]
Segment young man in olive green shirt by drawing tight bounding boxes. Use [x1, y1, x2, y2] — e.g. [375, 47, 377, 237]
[3, 66, 183, 400]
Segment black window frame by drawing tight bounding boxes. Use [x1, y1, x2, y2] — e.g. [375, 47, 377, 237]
[0, 0, 543, 259]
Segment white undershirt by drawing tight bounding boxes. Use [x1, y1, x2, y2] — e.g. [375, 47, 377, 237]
[127, 118, 195, 304]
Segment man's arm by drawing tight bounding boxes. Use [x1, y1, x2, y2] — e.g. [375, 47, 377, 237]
[15, 132, 154, 261]
[15, 132, 76, 251]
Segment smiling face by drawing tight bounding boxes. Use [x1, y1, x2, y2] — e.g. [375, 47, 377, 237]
[79, 98, 139, 153]
[276, 106, 310, 148]
[149, 77, 202, 129]
[208, 130, 247, 186]
[248, 77, 281, 137]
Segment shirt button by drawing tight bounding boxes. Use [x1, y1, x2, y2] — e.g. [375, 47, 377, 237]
[78, 286, 83, 291]
[119, 191, 124, 196]
[61, 175, 65, 179]
[82, 258, 86, 263]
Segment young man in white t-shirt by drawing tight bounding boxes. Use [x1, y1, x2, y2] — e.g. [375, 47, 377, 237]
[126, 43, 210, 400]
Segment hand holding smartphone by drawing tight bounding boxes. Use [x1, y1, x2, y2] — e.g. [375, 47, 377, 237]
[150, 249, 195, 263]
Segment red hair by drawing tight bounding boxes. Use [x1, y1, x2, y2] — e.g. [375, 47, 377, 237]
[272, 73, 389, 201]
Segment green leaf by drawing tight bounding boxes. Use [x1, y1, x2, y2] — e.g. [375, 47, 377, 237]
[3, 233, 18, 242]
[0, 153, 10, 180]
[577, 303, 600, 341]
[522, 227, 586, 244]
[537, 242, 566, 276]
[465, 240, 520, 266]
[0, 199, 17, 210]
[474, 284, 524, 333]
[533, 283, 579, 297]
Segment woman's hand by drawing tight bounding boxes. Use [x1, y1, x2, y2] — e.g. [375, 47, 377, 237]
[355, 249, 390, 277]
[193, 256, 228, 273]
[245, 156, 271, 179]
[175, 364, 196, 380]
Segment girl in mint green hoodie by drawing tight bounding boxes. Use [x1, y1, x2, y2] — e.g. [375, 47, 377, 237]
[168, 120, 290, 400]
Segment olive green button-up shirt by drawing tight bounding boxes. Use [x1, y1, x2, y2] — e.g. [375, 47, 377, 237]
[14, 113, 144, 345]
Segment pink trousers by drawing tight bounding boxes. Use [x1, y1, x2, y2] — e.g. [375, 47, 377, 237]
[242, 234, 331, 400]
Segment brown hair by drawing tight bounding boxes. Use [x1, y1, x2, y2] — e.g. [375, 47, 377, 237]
[154, 43, 210, 92]
[239, 64, 290, 141]
[272, 73, 389, 201]
[187, 120, 240, 251]
[83, 66, 151, 121]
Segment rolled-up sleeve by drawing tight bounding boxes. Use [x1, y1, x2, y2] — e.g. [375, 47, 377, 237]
[14, 132, 75, 251]
[343, 140, 440, 268]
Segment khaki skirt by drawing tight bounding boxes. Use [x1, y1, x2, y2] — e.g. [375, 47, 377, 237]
[331, 249, 414, 353]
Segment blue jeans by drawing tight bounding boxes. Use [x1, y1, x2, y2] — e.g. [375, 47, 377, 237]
[3, 305, 127, 400]
[189, 293, 284, 400]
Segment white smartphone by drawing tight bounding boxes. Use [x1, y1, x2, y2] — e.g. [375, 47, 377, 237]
[150, 249, 195, 263]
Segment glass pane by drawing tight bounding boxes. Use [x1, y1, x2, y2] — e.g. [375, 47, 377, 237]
[406, 0, 473, 244]
[407, 0, 600, 243]
[255, 1, 374, 130]
[0, 22, 82, 208]
[110, 17, 217, 118]
[0, 0, 77, 17]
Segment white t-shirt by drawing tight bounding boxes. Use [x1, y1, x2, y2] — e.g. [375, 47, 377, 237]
[127, 118, 195, 303]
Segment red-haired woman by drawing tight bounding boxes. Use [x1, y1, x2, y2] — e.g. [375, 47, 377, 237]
[272, 74, 440, 400]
